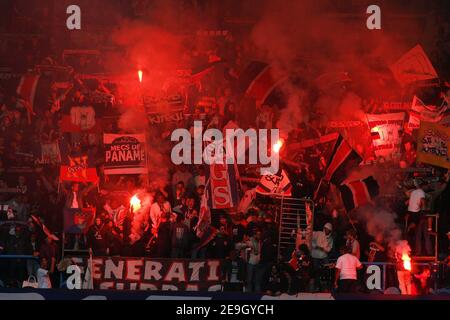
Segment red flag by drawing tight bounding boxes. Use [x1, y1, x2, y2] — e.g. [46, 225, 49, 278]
[323, 135, 362, 185]
[339, 176, 380, 212]
[31, 215, 59, 241]
[16, 73, 40, 110]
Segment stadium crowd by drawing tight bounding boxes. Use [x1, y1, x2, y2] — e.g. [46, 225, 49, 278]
[0, 0, 449, 295]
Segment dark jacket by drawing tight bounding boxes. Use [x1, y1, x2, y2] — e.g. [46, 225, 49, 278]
[87, 224, 108, 255]
[171, 222, 190, 249]
[62, 183, 96, 209]
[222, 257, 246, 282]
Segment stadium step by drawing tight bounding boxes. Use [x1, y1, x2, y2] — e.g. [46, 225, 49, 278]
[274, 196, 314, 261]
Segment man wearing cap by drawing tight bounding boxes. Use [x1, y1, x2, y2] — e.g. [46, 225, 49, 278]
[311, 222, 334, 291]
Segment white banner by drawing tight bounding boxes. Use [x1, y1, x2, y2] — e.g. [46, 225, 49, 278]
[366, 113, 405, 159]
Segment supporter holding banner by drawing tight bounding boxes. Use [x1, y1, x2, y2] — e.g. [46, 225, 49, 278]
[64, 207, 96, 234]
[59, 147, 99, 183]
[366, 112, 405, 160]
[407, 95, 450, 131]
[104, 134, 147, 175]
[417, 121, 450, 169]
[70, 257, 222, 291]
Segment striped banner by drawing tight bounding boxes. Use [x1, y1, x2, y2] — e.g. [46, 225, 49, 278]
[239, 61, 288, 106]
[323, 135, 362, 185]
[16, 73, 40, 110]
[205, 163, 239, 209]
[339, 176, 379, 212]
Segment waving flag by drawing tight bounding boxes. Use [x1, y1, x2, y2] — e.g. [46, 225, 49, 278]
[194, 182, 218, 249]
[389, 45, 438, 87]
[239, 61, 288, 106]
[323, 135, 362, 186]
[256, 169, 292, 196]
[339, 176, 379, 212]
[16, 73, 40, 110]
[31, 215, 59, 241]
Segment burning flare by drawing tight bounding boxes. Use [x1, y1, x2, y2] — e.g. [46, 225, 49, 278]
[402, 253, 412, 271]
[272, 139, 284, 153]
[137, 70, 143, 83]
[130, 194, 142, 212]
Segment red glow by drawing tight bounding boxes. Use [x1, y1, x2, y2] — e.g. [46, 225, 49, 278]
[402, 253, 412, 271]
[272, 139, 284, 153]
[130, 194, 141, 212]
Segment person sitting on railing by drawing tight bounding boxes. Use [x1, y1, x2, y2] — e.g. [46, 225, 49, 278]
[61, 182, 96, 210]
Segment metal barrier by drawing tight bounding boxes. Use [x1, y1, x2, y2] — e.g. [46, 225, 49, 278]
[0, 255, 39, 260]
[360, 261, 445, 292]
[0, 255, 40, 288]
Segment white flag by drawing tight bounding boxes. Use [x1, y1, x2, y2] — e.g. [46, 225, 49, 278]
[390, 45, 438, 86]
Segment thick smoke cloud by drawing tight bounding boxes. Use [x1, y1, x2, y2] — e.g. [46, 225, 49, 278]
[107, 4, 194, 187]
[251, 0, 419, 247]
[251, 0, 409, 127]
[353, 205, 402, 251]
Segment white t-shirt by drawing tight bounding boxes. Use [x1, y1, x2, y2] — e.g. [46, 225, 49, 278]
[408, 188, 425, 212]
[335, 253, 362, 280]
[37, 268, 52, 288]
[245, 239, 261, 265]
[71, 192, 79, 209]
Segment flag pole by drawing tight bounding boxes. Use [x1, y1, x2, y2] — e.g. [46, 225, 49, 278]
[343, 208, 357, 232]
[313, 177, 324, 202]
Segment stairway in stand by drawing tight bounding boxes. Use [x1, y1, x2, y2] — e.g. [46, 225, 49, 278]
[274, 196, 314, 261]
